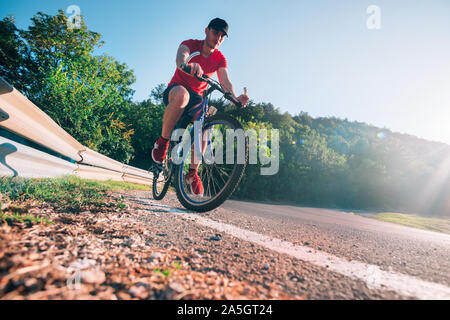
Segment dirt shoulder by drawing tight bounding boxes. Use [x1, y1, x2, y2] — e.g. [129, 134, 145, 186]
[0, 190, 294, 300]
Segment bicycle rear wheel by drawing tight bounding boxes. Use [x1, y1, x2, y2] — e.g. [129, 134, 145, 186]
[152, 145, 173, 200]
[174, 114, 248, 212]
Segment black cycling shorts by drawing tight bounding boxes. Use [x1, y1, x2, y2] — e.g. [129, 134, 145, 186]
[163, 84, 202, 113]
[163, 84, 203, 130]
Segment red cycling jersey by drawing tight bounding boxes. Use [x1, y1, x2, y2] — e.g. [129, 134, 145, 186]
[167, 39, 227, 96]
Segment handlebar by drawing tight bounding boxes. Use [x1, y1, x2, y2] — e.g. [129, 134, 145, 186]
[180, 64, 210, 82]
[180, 52, 243, 108]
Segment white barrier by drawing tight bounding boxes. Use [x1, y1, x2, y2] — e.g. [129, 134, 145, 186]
[123, 164, 153, 180]
[0, 87, 85, 161]
[74, 164, 124, 182]
[79, 147, 124, 173]
[0, 136, 77, 178]
[122, 174, 152, 186]
[0, 77, 153, 186]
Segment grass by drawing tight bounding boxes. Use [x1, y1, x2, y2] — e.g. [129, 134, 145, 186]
[372, 212, 450, 235]
[153, 268, 171, 277]
[91, 179, 151, 191]
[0, 175, 150, 214]
[173, 262, 182, 270]
[0, 211, 54, 226]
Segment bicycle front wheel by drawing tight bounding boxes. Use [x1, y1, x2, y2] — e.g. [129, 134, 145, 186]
[174, 114, 248, 212]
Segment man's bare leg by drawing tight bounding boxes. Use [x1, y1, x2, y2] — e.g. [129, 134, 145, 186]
[190, 136, 208, 171]
[161, 86, 190, 139]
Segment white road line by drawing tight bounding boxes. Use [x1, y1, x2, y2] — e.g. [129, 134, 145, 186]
[146, 200, 450, 300]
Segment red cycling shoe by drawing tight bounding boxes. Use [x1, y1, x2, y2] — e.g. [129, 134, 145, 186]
[186, 170, 204, 196]
[152, 137, 169, 164]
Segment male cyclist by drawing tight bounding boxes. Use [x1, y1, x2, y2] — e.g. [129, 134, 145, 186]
[151, 18, 249, 196]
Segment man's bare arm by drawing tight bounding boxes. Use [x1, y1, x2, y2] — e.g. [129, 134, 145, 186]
[217, 67, 236, 97]
[217, 67, 249, 107]
[176, 44, 190, 69]
[176, 44, 204, 76]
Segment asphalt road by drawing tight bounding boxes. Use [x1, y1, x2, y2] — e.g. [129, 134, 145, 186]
[222, 200, 450, 286]
[126, 191, 450, 299]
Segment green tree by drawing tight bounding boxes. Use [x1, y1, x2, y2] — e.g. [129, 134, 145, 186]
[0, 16, 33, 93]
[149, 83, 166, 105]
[125, 99, 165, 169]
[15, 10, 136, 162]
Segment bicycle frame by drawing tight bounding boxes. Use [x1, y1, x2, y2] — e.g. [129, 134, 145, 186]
[173, 92, 214, 165]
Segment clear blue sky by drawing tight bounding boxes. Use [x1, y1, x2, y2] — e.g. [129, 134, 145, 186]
[2, 0, 450, 144]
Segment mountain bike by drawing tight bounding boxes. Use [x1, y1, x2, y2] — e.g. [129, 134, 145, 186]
[150, 51, 248, 212]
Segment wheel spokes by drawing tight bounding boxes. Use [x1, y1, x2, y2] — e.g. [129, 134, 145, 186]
[179, 118, 245, 205]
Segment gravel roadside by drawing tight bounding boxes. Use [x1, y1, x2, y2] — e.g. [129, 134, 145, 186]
[0, 191, 292, 300]
[127, 190, 408, 300]
[1, 189, 420, 299]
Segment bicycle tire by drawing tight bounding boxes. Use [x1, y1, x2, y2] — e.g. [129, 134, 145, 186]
[152, 146, 174, 200]
[152, 170, 172, 200]
[174, 114, 248, 212]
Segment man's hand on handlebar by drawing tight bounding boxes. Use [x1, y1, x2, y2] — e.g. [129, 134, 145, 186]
[236, 94, 249, 108]
[188, 63, 204, 78]
[233, 88, 249, 108]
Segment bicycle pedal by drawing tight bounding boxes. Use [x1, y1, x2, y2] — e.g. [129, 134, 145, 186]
[150, 163, 163, 175]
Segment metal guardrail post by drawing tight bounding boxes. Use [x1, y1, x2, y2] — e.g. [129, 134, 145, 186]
[0, 78, 13, 95]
